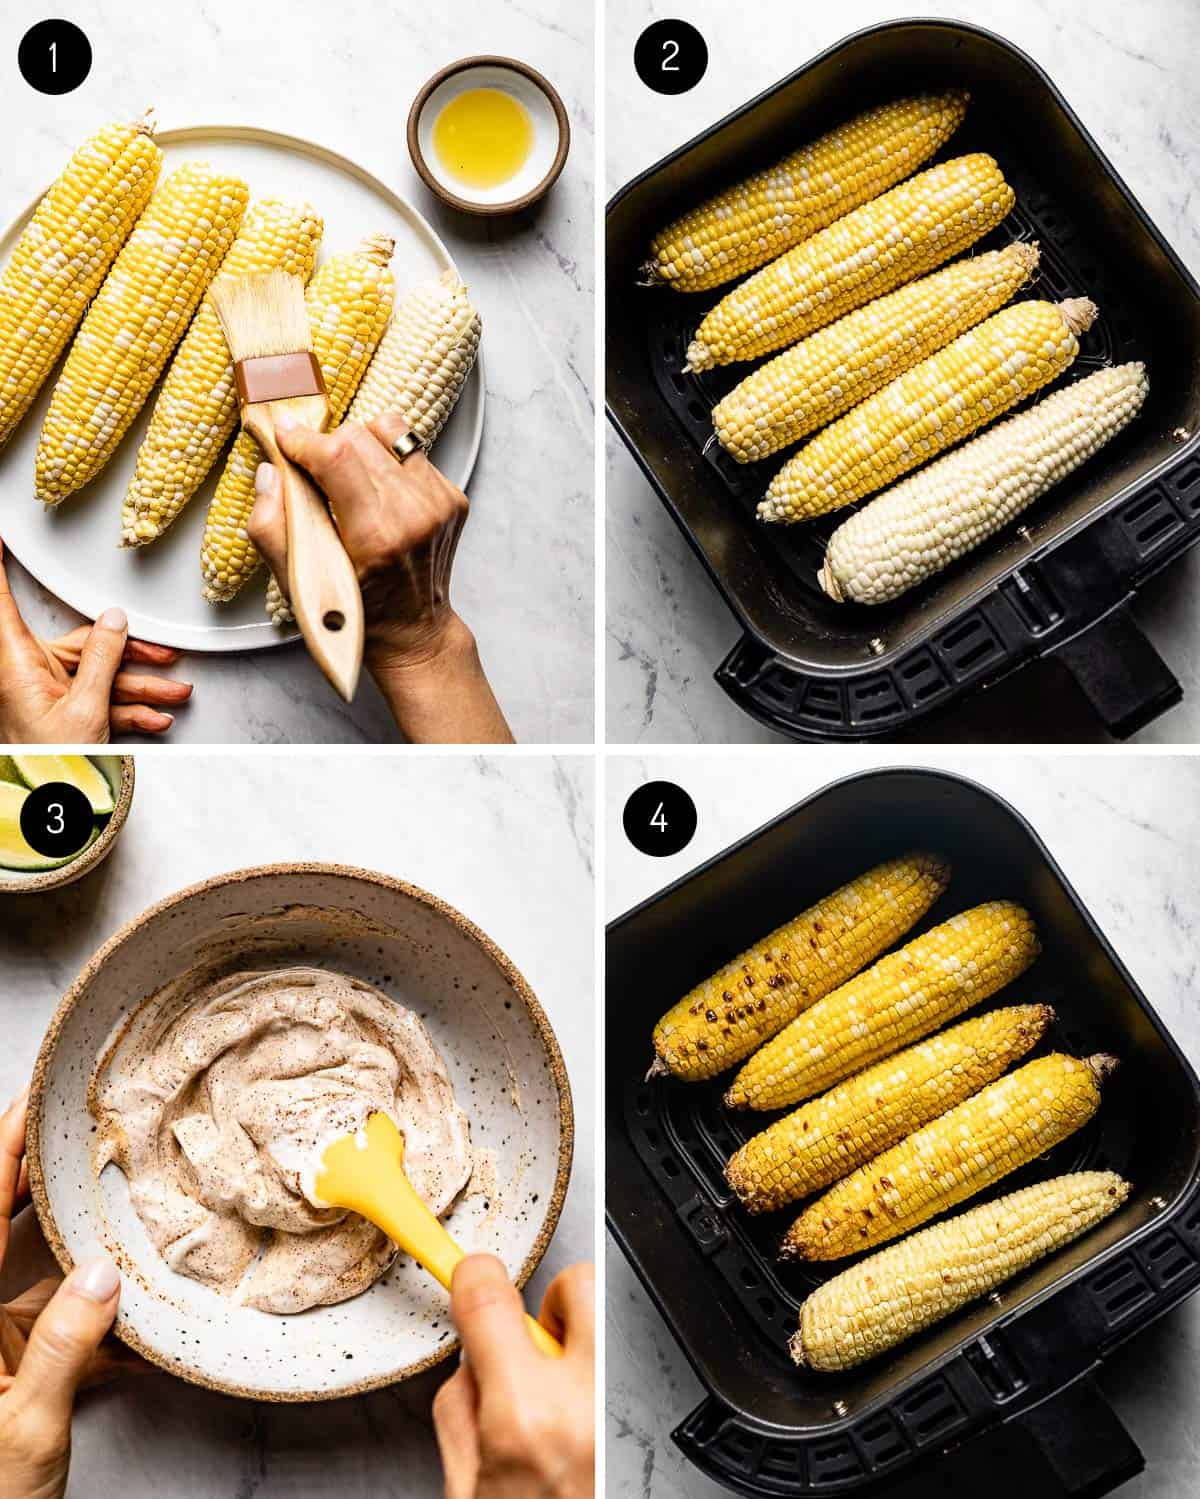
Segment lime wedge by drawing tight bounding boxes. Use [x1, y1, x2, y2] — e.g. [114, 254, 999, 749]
[0, 756, 23, 786]
[0, 782, 98, 872]
[11, 755, 115, 815]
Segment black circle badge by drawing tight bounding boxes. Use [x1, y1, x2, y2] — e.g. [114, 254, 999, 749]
[19, 20, 92, 95]
[20, 782, 93, 859]
[634, 20, 707, 96]
[623, 780, 697, 857]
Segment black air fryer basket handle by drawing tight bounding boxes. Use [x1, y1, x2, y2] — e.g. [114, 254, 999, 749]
[1048, 603, 1181, 740]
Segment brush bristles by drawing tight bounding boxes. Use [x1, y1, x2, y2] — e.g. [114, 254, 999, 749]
[208, 270, 313, 362]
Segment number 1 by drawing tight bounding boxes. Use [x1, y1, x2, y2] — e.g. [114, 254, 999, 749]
[662, 38, 679, 71]
[49, 40, 57, 72]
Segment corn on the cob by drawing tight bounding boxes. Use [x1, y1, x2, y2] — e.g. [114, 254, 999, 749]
[792, 1170, 1130, 1371]
[726, 901, 1039, 1112]
[262, 270, 483, 627]
[119, 197, 324, 547]
[35, 162, 248, 506]
[641, 92, 968, 294]
[782, 1052, 1116, 1261]
[200, 234, 395, 602]
[726, 1003, 1053, 1214]
[686, 154, 1013, 373]
[819, 362, 1149, 605]
[0, 116, 162, 449]
[650, 852, 950, 1082]
[713, 244, 1039, 464]
[760, 296, 1098, 524]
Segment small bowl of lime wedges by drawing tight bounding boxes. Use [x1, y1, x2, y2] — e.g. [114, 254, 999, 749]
[0, 755, 134, 894]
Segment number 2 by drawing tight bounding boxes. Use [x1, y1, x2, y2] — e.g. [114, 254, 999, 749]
[47, 802, 64, 835]
[49, 40, 57, 72]
[651, 802, 668, 832]
[662, 38, 679, 71]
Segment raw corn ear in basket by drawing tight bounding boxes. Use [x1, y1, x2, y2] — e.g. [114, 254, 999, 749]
[725, 1003, 1054, 1214]
[819, 362, 1150, 605]
[35, 162, 249, 505]
[0, 115, 162, 449]
[725, 900, 1040, 1111]
[200, 234, 396, 603]
[648, 851, 950, 1082]
[782, 1052, 1118, 1260]
[793, 1171, 1131, 1371]
[120, 197, 325, 547]
[759, 296, 1099, 523]
[267, 270, 482, 625]
[640, 91, 968, 293]
[712, 243, 1040, 464]
[685, 154, 1014, 372]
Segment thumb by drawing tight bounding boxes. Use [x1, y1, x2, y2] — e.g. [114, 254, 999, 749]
[246, 461, 288, 588]
[67, 608, 128, 709]
[11, 1253, 120, 1424]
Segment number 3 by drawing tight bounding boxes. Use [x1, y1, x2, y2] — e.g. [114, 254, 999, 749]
[662, 38, 679, 71]
[47, 802, 64, 835]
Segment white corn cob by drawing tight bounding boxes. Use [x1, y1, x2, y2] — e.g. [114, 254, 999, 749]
[819, 362, 1149, 605]
[792, 1171, 1131, 1371]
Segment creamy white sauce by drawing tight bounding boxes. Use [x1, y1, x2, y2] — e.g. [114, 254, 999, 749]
[89, 965, 472, 1315]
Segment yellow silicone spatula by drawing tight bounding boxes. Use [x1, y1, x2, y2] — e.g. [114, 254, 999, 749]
[313, 1111, 563, 1358]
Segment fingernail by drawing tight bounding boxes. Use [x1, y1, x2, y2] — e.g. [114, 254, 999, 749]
[155, 713, 175, 728]
[254, 461, 276, 494]
[274, 411, 297, 433]
[71, 1252, 120, 1303]
[458, 1348, 470, 1369]
[98, 607, 127, 632]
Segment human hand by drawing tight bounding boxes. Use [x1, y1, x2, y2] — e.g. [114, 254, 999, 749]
[0, 540, 191, 743]
[0, 1087, 142, 1499]
[248, 413, 512, 743]
[433, 1256, 594, 1498]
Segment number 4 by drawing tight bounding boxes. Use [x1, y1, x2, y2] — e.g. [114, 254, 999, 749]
[651, 802, 668, 832]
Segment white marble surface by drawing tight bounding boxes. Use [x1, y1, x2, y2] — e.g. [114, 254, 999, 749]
[0, 0, 594, 744]
[605, 0, 1200, 743]
[0, 751, 594, 1498]
[606, 749, 1200, 1497]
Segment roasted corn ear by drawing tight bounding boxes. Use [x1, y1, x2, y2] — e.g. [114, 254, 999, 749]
[726, 1003, 1053, 1214]
[35, 162, 249, 506]
[0, 115, 162, 448]
[819, 362, 1149, 605]
[726, 900, 1039, 1111]
[641, 91, 967, 294]
[792, 1171, 1130, 1371]
[120, 197, 324, 546]
[650, 852, 950, 1082]
[712, 243, 1039, 464]
[782, 1052, 1117, 1260]
[759, 296, 1098, 524]
[686, 154, 1013, 372]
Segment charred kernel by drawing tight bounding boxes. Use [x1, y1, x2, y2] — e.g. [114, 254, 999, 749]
[706, 1009, 717, 1023]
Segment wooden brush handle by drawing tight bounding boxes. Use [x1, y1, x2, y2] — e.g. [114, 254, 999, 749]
[245, 408, 364, 702]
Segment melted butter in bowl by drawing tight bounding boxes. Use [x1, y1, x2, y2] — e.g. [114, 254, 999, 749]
[90, 965, 473, 1315]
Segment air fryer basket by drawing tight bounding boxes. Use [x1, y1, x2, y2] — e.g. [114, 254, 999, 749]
[606, 21, 1200, 740]
[606, 770, 1200, 1496]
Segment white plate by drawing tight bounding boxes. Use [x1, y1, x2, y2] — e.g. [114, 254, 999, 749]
[0, 126, 484, 652]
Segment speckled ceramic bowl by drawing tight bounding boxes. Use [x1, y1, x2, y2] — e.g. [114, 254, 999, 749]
[0, 756, 133, 895]
[28, 863, 572, 1401]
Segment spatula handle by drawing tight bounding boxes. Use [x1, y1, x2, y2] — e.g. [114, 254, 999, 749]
[245, 409, 364, 702]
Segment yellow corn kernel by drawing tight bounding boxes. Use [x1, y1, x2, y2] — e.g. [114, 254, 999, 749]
[793, 1171, 1130, 1371]
[713, 243, 1039, 464]
[200, 234, 395, 602]
[650, 852, 950, 1082]
[35, 162, 249, 505]
[120, 197, 324, 547]
[686, 154, 1013, 372]
[0, 115, 162, 449]
[726, 900, 1040, 1111]
[782, 1052, 1117, 1260]
[759, 296, 1098, 524]
[642, 92, 968, 293]
[726, 1003, 1053, 1214]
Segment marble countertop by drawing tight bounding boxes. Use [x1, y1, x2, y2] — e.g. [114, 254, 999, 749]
[606, 749, 1200, 1497]
[605, 0, 1200, 744]
[0, 752, 594, 1498]
[0, 0, 593, 744]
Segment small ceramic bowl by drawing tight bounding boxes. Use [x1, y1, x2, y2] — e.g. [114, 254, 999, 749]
[408, 55, 570, 215]
[0, 756, 134, 895]
[28, 863, 573, 1401]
